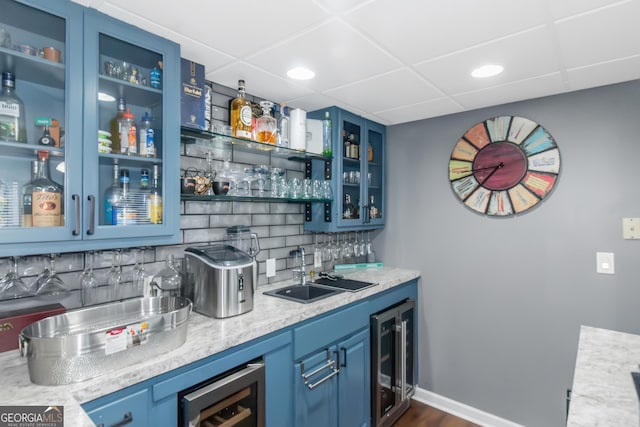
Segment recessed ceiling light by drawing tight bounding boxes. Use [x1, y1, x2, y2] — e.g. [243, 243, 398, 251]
[287, 66, 315, 80]
[471, 64, 504, 78]
[98, 92, 116, 102]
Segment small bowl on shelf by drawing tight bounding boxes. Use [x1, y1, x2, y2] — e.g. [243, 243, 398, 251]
[212, 181, 230, 195]
[98, 145, 112, 154]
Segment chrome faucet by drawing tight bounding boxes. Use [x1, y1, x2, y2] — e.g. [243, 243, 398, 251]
[290, 247, 306, 285]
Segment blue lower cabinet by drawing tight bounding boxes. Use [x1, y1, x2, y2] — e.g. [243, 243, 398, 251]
[294, 328, 370, 427]
[84, 388, 149, 427]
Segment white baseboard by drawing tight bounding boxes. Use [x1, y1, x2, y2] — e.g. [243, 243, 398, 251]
[412, 387, 525, 427]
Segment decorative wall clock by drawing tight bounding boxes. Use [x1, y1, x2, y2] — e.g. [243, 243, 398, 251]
[448, 115, 560, 216]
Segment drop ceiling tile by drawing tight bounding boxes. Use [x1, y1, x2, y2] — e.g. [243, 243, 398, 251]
[323, 69, 442, 112]
[344, 0, 549, 64]
[375, 98, 464, 124]
[246, 19, 402, 91]
[566, 55, 640, 91]
[313, 0, 370, 14]
[285, 92, 346, 113]
[101, 0, 329, 57]
[207, 62, 314, 105]
[555, 1, 640, 68]
[414, 26, 560, 95]
[547, 0, 627, 20]
[452, 73, 567, 110]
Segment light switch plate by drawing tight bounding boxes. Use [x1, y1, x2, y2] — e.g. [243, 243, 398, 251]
[266, 258, 276, 277]
[596, 252, 615, 274]
[623, 218, 640, 239]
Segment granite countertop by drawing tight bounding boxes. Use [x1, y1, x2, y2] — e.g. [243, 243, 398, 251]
[567, 325, 640, 426]
[0, 266, 420, 427]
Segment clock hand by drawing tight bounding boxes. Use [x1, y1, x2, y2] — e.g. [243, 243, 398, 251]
[478, 162, 504, 186]
[471, 163, 504, 173]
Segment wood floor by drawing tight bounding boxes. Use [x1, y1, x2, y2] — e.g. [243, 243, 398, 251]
[393, 399, 481, 427]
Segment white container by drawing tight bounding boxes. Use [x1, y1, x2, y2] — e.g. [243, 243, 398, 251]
[289, 108, 307, 151]
[306, 118, 323, 155]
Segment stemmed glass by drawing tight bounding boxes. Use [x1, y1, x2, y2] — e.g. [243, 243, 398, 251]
[330, 233, 341, 262]
[133, 248, 149, 297]
[342, 233, 353, 261]
[359, 231, 367, 263]
[0, 256, 31, 300]
[81, 251, 98, 306]
[322, 234, 332, 267]
[107, 249, 122, 301]
[366, 231, 376, 263]
[353, 232, 361, 260]
[34, 254, 67, 296]
[253, 165, 270, 196]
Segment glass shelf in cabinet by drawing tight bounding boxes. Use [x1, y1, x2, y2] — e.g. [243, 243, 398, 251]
[99, 75, 162, 107]
[180, 193, 332, 203]
[0, 47, 65, 89]
[342, 157, 360, 164]
[98, 152, 162, 168]
[180, 126, 332, 162]
[0, 140, 64, 159]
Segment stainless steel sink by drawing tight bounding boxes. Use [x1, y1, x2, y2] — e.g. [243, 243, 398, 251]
[263, 284, 343, 304]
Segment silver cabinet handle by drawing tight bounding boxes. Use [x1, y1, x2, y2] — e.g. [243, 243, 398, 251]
[72, 194, 81, 235]
[87, 195, 95, 235]
[301, 349, 340, 390]
[400, 319, 408, 401]
[97, 412, 132, 427]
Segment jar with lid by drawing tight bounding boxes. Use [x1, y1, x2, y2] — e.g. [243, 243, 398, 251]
[150, 255, 182, 297]
[256, 101, 276, 144]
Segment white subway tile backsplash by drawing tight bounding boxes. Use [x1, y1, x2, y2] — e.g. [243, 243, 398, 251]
[271, 225, 303, 237]
[185, 201, 232, 215]
[252, 214, 286, 226]
[180, 215, 210, 229]
[232, 201, 270, 214]
[209, 214, 252, 228]
[184, 228, 227, 244]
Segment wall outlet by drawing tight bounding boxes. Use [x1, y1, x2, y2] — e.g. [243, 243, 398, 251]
[266, 258, 276, 277]
[596, 252, 615, 274]
[622, 218, 640, 239]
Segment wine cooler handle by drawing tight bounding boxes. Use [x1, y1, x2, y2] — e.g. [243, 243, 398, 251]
[97, 411, 132, 427]
[400, 319, 408, 401]
[87, 195, 95, 235]
[72, 194, 80, 236]
[301, 349, 340, 390]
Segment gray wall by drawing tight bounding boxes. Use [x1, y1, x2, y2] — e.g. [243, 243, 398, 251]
[377, 79, 640, 427]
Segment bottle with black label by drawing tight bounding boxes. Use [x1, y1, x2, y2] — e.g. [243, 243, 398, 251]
[38, 125, 55, 146]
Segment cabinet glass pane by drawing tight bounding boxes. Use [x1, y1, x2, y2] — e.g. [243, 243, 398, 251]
[367, 127, 383, 221]
[96, 34, 164, 227]
[341, 120, 362, 222]
[0, 0, 66, 230]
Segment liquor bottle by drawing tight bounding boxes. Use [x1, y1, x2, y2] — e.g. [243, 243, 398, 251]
[138, 113, 155, 157]
[322, 111, 332, 157]
[369, 195, 378, 219]
[119, 109, 137, 155]
[21, 160, 38, 227]
[103, 163, 120, 225]
[256, 100, 276, 144]
[38, 125, 55, 146]
[343, 130, 350, 158]
[0, 72, 27, 143]
[368, 143, 374, 162]
[110, 98, 126, 153]
[230, 80, 252, 139]
[149, 164, 162, 224]
[112, 169, 136, 225]
[136, 169, 150, 223]
[30, 151, 62, 227]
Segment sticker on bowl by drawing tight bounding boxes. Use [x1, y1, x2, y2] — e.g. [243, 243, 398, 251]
[105, 327, 127, 355]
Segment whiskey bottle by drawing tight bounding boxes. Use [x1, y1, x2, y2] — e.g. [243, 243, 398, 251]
[31, 151, 62, 227]
[110, 98, 126, 153]
[21, 160, 38, 227]
[230, 80, 252, 139]
[0, 72, 27, 143]
[256, 100, 276, 144]
[149, 165, 162, 224]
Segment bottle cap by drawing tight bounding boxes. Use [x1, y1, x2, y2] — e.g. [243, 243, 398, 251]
[37, 150, 49, 160]
[122, 109, 134, 120]
[141, 112, 153, 123]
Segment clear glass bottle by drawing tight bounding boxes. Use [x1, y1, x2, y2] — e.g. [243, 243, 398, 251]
[21, 160, 38, 227]
[118, 108, 136, 155]
[112, 168, 136, 225]
[30, 151, 62, 227]
[369, 195, 378, 219]
[277, 104, 289, 147]
[256, 100, 276, 144]
[110, 98, 126, 153]
[230, 79, 252, 139]
[138, 112, 155, 157]
[103, 163, 120, 225]
[150, 254, 181, 297]
[0, 72, 27, 143]
[322, 111, 332, 157]
[149, 164, 163, 224]
[135, 169, 150, 223]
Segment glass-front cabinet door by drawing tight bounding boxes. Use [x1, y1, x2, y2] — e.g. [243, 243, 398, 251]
[82, 10, 180, 244]
[0, 0, 83, 255]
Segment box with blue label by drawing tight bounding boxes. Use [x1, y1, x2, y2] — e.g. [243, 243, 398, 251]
[180, 58, 205, 129]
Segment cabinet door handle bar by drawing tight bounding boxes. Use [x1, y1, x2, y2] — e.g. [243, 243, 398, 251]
[72, 194, 80, 236]
[87, 195, 95, 235]
[97, 411, 132, 427]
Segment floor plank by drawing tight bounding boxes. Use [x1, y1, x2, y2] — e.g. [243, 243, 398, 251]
[393, 399, 481, 427]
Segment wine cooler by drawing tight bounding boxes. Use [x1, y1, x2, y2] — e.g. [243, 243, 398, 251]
[370, 299, 415, 427]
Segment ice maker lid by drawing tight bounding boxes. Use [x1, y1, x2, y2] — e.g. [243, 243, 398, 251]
[185, 244, 253, 267]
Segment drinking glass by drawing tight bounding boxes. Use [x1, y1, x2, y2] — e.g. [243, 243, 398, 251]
[0, 256, 30, 299]
[81, 251, 98, 306]
[107, 249, 122, 300]
[322, 181, 333, 200]
[133, 248, 149, 297]
[253, 165, 270, 196]
[204, 151, 216, 196]
[302, 179, 313, 199]
[353, 232, 361, 259]
[322, 234, 332, 264]
[359, 231, 367, 262]
[290, 178, 302, 199]
[330, 233, 341, 261]
[342, 233, 353, 261]
[366, 231, 376, 263]
[34, 254, 67, 296]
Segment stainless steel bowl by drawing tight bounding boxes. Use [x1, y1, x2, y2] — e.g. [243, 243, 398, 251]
[19, 296, 192, 385]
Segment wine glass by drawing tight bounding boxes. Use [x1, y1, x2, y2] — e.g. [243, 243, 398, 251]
[34, 254, 67, 296]
[366, 231, 376, 263]
[359, 231, 367, 262]
[330, 233, 341, 261]
[342, 233, 353, 261]
[0, 256, 31, 300]
[322, 233, 332, 265]
[353, 232, 361, 260]
[133, 248, 149, 297]
[253, 165, 270, 196]
[81, 251, 98, 306]
[107, 249, 122, 300]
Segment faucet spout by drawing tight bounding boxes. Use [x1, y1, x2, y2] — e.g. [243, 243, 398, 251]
[290, 247, 306, 285]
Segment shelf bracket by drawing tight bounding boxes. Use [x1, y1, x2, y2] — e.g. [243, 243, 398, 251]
[324, 159, 332, 180]
[324, 202, 332, 222]
[305, 202, 312, 222]
[305, 159, 313, 179]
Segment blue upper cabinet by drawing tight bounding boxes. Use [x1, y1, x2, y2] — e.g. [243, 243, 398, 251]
[0, 0, 180, 256]
[305, 107, 386, 232]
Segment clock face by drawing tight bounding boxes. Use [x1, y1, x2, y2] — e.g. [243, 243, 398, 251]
[449, 115, 560, 216]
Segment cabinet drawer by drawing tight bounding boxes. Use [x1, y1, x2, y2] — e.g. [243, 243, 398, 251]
[85, 388, 149, 427]
[294, 302, 368, 359]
